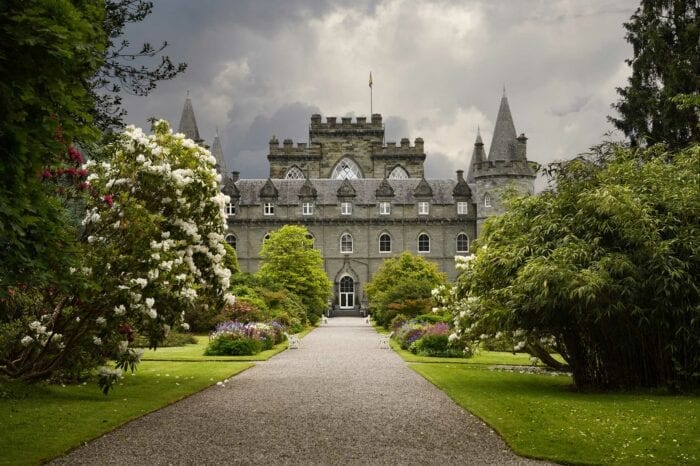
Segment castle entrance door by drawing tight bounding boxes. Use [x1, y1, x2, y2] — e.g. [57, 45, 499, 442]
[339, 276, 355, 309]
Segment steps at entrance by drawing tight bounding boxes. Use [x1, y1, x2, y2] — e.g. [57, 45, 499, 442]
[329, 308, 364, 318]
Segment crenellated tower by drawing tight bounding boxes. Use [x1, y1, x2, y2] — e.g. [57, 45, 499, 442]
[470, 91, 536, 234]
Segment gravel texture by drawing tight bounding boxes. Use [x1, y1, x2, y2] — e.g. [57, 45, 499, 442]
[54, 317, 547, 465]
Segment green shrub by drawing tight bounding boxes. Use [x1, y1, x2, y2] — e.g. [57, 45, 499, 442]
[131, 331, 197, 348]
[390, 314, 410, 331]
[413, 314, 451, 324]
[204, 335, 262, 356]
[410, 334, 462, 358]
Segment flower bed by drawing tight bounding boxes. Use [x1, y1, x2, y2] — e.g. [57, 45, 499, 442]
[204, 321, 285, 356]
[393, 318, 463, 358]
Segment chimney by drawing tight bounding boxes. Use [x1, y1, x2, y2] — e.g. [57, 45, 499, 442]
[231, 171, 240, 182]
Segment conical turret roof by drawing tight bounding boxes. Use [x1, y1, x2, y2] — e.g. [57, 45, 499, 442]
[488, 91, 517, 161]
[178, 96, 203, 144]
[466, 128, 486, 183]
[211, 131, 227, 175]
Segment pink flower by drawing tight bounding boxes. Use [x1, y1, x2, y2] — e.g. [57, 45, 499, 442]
[79, 182, 89, 190]
[103, 195, 114, 207]
[68, 147, 84, 164]
[77, 168, 88, 178]
[41, 170, 52, 179]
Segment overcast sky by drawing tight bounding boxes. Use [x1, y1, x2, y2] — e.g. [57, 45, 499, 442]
[119, 0, 638, 183]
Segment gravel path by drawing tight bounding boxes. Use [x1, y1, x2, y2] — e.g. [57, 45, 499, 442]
[55, 317, 546, 465]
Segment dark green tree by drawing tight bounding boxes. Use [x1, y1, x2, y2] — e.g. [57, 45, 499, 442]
[610, 0, 700, 148]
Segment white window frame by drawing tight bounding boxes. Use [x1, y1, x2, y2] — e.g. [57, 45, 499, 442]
[457, 201, 468, 215]
[379, 202, 391, 215]
[225, 202, 236, 217]
[379, 233, 392, 253]
[418, 201, 430, 215]
[263, 202, 275, 216]
[418, 233, 430, 253]
[456, 233, 469, 253]
[340, 202, 352, 215]
[484, 193, 492, 208]
[302, 202, 314, 216]
[340, 233, 353, 253]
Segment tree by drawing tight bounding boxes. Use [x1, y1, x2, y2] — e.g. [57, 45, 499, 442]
[365, 252, 446, 327]
[610, 0, 700, 148]
[451, 143, 699, 390]
[91, 0, 187, 130]
[255, 225, 331, 325]
[1, 121, 235, 392]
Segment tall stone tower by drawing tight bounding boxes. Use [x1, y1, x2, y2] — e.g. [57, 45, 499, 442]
[471, 91, 536, 235]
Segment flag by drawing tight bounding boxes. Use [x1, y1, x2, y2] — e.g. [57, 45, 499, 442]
[369, 72, 373, 88]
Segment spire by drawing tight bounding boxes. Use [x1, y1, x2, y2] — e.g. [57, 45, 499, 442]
[178, 96, 203, 144]
[211, 130, 227, 175]
[487, 92, 518, 161]
[466, 129, 486, 183]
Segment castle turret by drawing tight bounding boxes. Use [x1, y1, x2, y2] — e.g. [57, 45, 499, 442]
[211, 129, 228, 176]
[474, 90, 535, 235]
[178, 95, 204, 145]
[466, 128, 485, 183]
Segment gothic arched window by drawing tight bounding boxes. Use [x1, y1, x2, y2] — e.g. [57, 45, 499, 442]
[388, 166, 409, 179]
[340, 233, 353, 253]
[225, 234, 236, 250]
[418, 233, 430, 253]
[379, 233, 392, 253]
[484, 193, 492, 208]
[456, 233, 469, 253]
[285, 166, 305, 179]
[331, 158, 363, 180]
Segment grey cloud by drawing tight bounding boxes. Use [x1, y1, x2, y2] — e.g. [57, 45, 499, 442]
[550, 95, 592, 117]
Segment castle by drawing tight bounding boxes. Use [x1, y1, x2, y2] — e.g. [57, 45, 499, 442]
[176, 93, 535, 316]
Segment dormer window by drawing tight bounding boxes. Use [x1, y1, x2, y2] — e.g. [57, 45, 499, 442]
[379, 202, 391, 215]
[263, 202, 275, 216]
[341, 202, 352, 215]
[457, 202, 468, 215]
[225, 202, 236, 217]
[302, 202, 314, 216]
[418, 201, 430, 215]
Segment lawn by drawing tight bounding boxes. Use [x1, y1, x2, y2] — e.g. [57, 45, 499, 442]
[412, 364, 699, 465]
[0, 361, 252, 465]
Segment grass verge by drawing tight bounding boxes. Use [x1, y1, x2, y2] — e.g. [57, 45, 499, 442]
[141, 326, 316, 361]
[0, 361, 252, 465]
[412, 363, 698, 465]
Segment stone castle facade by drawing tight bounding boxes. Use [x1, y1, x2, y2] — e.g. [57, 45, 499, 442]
[177, 93, 535, 315]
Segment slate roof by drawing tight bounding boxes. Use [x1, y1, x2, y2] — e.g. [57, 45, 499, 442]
[211, 134, 227, 174]
[235, 179, 462, 206]
[178, 97, 202, 143]
[487, 93, 517, 161]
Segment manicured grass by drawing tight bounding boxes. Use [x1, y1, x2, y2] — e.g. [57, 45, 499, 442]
[389, 338, 546, 365]
[412, 364, 699, 465]
[141, 326, 316, 361]
[0, 361, 252, 465]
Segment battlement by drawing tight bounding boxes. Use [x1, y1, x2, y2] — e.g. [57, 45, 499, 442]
[268, 136, 322, 158]
[371, 137, 425, 158]
[309, 114, 384, 139]
[473, 159, 535, 178]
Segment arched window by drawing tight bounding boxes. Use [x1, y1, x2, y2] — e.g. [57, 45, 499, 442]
[263, 232, 271, 243]
[340, 233, 353, 253]
[456, 233, 469, 253]
[379, 233, 392, 253]
[339, 276, 355, 309]
[305, 233, 315, 248]
[484, 193, 492, 208]
[285, 166, 305, 179]
[418, 233, 430, 253]
[388, 166, 409, 179]
[225, 234, 236, 250]
[331, 158, 363, 179]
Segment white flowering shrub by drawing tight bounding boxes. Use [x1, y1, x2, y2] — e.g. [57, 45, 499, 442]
[1, 121, 235, 392]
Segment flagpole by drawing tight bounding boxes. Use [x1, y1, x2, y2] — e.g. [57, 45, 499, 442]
[369, 71, 373, 116]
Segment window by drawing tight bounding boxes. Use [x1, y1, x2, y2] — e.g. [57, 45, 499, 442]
[379, 202, 391, 215]
[484, 193, 492, 208]
[225, 202, 236, 217]
[285, 166, 305, 179]
[305, 233, 315, 247]
[456, 233, 469, 253]
[263, 202, 275, 215]
[418, 201, 430, 215]
[379, 233, 392, 253]
[388, 166, 409, 179]
[457, 202, 468, 215]
[341, 202, 352, 215]
[302, 202, 314, 216]
[340, 233, 353, 253]
[263, 233, 271, 243]
[331, 158, 363, 179]
[225, 234, 236, 250]
[418, 233, 430, 253]
[339, 276, 354, 309]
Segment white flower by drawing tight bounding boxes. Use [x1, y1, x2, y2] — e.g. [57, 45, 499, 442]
[87, 235, 96, 244]
[145, 297, 155, 308]
[93, 336, 103, 346]
[21, 335, 33, 346]
[69, 267, 77, 274]
[133, 278, 148, 289]
[96, 317, 107, 326]
[118, 341, 129, 353]
[136, 154, 146, 163]
[448, 333, 458, 343]
[224, 293, 236, 306]
[182, 323, 190, 331]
